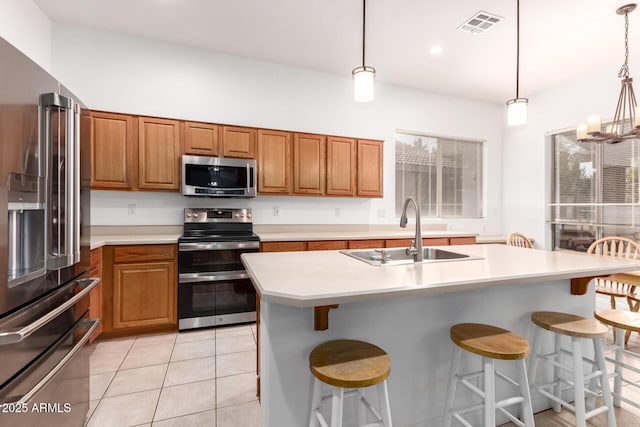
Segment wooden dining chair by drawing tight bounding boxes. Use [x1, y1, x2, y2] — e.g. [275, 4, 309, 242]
[506, 232, 534, 249]
[588, 236, 640, 344]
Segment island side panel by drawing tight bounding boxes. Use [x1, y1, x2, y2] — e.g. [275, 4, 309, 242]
[259, 279, 596, 427]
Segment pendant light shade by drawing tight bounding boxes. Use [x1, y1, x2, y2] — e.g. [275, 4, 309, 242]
[353, 65, 375, 102]
[507, 98, 528, 126]
[506, 0, 528, 126]
[353, 0, 375, 102]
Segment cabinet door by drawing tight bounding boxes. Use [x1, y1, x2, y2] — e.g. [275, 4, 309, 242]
[113, 261, 176, 329]
[326, 137, 356, 196]
[222, 126, 256, 158]
[184, 121, 219, 156]
[356, 139, 383, 197]
[91, 112, 135, 189]
[293, 133, 326, 195]
[138, 117, 181, 190]
[258, 130, 291, 194]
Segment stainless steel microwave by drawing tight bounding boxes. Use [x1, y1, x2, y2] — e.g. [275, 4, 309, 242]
[181, 155, 256, 197]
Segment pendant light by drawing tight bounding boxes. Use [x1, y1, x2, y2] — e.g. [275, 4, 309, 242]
[352, 0, 375, 102]
[506, 0, 528, 126]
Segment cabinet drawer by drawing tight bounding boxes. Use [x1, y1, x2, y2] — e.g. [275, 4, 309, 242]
[261, 242, 307, 252]
[114, 244, 176, 263]
[423, 238, 449, 246]
[348, 240, 385, 249]
[449, 237, 477, 245]
[307, 241, 348, 251]
[385, 239, 413, 248]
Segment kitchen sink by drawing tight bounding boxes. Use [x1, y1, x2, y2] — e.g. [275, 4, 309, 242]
[340, 247, 482, 266]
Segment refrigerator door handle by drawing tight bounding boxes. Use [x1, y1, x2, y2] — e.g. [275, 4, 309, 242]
[16, 318, 100, 405]
[0, 277, 100, 346]
[73, 104, 81, 263]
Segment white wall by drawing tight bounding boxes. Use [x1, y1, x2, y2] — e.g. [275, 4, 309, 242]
[0, 0, 51, 70]
[502, 65, 633, 249]
[51, 23, 504, 231]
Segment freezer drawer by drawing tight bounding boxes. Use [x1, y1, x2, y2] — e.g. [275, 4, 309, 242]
[0, 315, 99, 427]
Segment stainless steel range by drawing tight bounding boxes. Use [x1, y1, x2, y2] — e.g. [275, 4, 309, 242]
[177, 208, 259, 330]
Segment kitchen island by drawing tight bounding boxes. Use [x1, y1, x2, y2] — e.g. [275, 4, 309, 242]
[241, 244, 640, 427]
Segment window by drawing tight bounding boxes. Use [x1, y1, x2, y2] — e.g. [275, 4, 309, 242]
[395, 132, 483, 218]
[550, 128, 640, 251]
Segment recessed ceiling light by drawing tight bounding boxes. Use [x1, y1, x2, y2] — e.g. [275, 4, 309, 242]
[429, 46, 443, 55]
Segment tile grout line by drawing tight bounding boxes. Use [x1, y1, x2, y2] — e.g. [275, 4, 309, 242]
[151, 333, 178, 424]
[85, 338, 137, 426]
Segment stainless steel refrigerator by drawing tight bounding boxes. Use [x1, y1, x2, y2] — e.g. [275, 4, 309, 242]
[0, 36, 99, 426]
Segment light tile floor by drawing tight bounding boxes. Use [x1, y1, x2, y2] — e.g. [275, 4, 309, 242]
[86, 323, 259, 427]
[87, 319, 640, 426]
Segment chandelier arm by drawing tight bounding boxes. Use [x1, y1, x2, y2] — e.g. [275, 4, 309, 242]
[629, 82, 638, 128]
[612, 82, 627, 134]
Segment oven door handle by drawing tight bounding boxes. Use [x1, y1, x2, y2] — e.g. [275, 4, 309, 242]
[179, 242, 259, 251]
[0, 277, 100, 346]
[179, 272, 250, 283]
[16, 318, 100, 405]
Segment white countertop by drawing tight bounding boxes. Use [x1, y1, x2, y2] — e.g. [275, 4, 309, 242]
[241, 244, 640, 307]
[255, 229, 476, 242]
[90, 234, 181, 250]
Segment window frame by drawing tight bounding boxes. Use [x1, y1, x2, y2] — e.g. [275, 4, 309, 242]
[394, 129, 485, 219]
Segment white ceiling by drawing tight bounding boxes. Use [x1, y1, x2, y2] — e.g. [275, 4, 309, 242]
[34, 0, 639, 103]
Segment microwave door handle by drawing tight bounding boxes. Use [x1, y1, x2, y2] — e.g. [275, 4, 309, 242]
[246, 164, 250, 193]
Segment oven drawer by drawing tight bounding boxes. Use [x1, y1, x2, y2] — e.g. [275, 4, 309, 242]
[178, 245, 258, 274]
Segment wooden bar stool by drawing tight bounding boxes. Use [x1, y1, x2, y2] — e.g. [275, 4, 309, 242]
[528, 311, 616, 427]
[308, 339, 392, 427]
[594, 309, 640, 411]
[443, 323, 534, 427]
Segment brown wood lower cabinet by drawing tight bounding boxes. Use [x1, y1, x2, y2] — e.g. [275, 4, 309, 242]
[450, 237, 477, 245]
[102, 244, 177, 337]
[348, 240, 385, 249]
[89, 247, 103, 344]
[307, 240, 348, 251]
[260, 241, 307, 252]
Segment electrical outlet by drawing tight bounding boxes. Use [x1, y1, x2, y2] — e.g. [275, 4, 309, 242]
[335, 208, 340, 217]
[273, 207, 280, 216]
[127, 204, 136, 216]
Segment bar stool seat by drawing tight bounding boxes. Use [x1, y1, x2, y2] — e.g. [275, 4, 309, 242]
[595, 309, 640, 411]
[309, 339, 392, 427]
[444, 323, 534, 427]
[528, 311, 616, 427]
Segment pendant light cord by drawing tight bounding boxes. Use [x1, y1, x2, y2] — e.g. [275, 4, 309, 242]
[362, 0, 366, 68]
[516, 0, 520, 99]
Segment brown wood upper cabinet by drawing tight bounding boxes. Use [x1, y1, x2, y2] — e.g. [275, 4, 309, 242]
[258, 130, 291, 194]
[222, 126, 256, 159]
[138, 117, 181, 190]
[184, 121, 219, 156]
[356, 139, 383, 197]
[326, 137, 356, 196]
[91, 112, 135, 190]
[293, 133, 326, 195]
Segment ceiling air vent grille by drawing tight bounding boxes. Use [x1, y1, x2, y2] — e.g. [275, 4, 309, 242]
[458, 11, 503, 34]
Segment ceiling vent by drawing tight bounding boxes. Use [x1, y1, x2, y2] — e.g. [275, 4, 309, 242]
[458, 11, 503, 34]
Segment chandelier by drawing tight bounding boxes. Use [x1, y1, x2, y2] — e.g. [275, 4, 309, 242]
[577, 3, 640, 143]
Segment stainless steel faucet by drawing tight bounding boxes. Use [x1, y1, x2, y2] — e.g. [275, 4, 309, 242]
[400, 197, 423, 262]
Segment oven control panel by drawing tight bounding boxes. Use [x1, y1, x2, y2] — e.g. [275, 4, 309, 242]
[184, 208, 252, 223]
